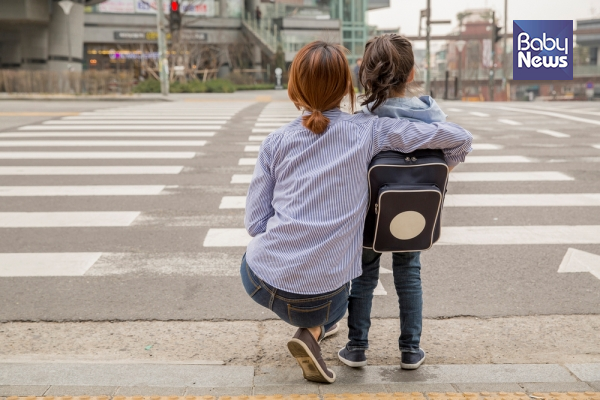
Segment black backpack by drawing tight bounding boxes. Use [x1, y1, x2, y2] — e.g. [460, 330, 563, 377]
[363, 149, 449, 252]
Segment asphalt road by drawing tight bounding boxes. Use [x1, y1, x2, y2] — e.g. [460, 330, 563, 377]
[0, 92, 599, 321]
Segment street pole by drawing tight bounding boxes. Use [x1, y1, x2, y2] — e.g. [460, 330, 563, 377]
[156, 0, 169, 96]
[503, 0, 508, 100]
[489, 11, 496, 102]
[425, 0, 431, 96]
[57, 1, 74, 71]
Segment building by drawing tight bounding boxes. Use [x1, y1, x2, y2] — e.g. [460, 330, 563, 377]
[0, 0, 105, 71]
[1, 0, 389, 76]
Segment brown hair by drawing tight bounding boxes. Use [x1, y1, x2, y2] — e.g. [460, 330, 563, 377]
[288, 41, 355, 134]
[359, 34, 415, 112]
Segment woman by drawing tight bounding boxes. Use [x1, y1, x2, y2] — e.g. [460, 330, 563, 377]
[241, 41, 472, 384]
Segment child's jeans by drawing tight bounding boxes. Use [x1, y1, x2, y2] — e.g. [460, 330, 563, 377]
[346, 249, 422, 353]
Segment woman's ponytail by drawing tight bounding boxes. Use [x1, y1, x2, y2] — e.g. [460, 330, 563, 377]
[302, 110, 330, 135]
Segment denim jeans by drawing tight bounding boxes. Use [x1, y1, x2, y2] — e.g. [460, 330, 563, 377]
[347, 249, 422, 353]
[241, 254, 349, 331]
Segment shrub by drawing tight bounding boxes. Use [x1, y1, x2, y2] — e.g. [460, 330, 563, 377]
[235, 83, 276, 90]
[132, 79, 161, 93]
[206, 79, 236, 93]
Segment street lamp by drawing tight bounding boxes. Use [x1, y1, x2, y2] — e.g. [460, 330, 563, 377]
[57, 0, 74, 71]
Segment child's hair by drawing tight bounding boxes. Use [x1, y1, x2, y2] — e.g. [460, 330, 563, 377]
[359, 34, 415, 111]
[288, 41, 355, 134]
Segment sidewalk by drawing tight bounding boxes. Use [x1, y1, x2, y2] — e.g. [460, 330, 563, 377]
[1, 361, 599, 396]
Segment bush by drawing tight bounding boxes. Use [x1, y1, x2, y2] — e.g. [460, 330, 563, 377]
[132, 79, 161, 93]
[206, 78, 236, 93]
[169, 80, 207, 93]
[235, 83, 276, 91]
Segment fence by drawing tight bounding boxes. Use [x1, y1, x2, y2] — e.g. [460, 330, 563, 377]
[0, 70, 136, 95]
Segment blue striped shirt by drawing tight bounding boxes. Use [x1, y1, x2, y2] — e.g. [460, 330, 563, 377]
[244, 108, 472, 295]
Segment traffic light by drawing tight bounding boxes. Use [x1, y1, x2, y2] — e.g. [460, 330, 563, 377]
[169, 1, 181, 32]
[493, 25, 502, 43]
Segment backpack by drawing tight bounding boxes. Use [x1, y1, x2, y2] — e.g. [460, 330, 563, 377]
[363, 149, 449, 252]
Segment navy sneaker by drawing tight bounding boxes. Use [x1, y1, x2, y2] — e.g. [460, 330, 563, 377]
[321, 323, 339, 341]
[338, 346, 367, 367]
[401, 348, 426, 370]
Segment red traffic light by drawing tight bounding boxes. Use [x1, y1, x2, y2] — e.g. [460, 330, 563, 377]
[170, 1, 179, 12]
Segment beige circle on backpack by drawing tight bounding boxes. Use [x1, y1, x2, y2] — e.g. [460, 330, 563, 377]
[389, 211, 426, 240]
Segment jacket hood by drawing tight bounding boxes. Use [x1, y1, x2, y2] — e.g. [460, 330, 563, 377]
[362, 95, 447, 123]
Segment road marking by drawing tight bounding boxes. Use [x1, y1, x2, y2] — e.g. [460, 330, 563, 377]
[228, 172, 572, 184]
[0, 112, 80, 117]
[257, 118, 296, 122]
[205, 226, 600, 247]
[0, 186, 166, 196]
[244, 145, 260, 152]
[19, 125, 220, 131]
[449, 171, 573, 182]
[373, 279, 387, 296]
[231, 175, 252, 184]
[537, 129, 570, 138]
[0, 166, 183, 175]
[0, 152, 195, 159]
[204, 228, 253, 247]
[592, 145, 600, 150]
[0, 132, 215, 138]
[0, 253, 102, 277]
[447, 108, 463, 112]
[0, 212, 140, 227]
[220, 196, 246, 209]
[498, 119, 522, 126]
[63, 116, 231, 121]
[221, 193, 600, 210]
[255, 123, 284, 127]
[466, 156, 532, 163]
[445, 193, 600, 207]
[439, 225, 600, 245]
[469, 112, 489, 117]
[252, 128, 274, 133]
[249, 136, 267, 141]
[0, 140, 207, 147]
[237, 156, 528, 166]
[557, 248, 600, 280]
[495, 106, 600, 126]
[239, 158, 257, 166]
[43, 120, 226, 125]
[472, 144, 504, 150]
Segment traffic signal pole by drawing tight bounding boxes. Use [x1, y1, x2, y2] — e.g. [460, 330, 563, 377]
[156, 0, 169, 96]
[425, 0, 431, 96]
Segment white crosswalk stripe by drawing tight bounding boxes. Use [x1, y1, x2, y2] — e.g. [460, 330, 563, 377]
[0, 166, 183, 175]
[0, 152, 195, 159]
[0, 186, 167, 196]
[0, 212, 140, 227]
[19, 125, 220, 131]
[0, 140, 207, 147]
[0, 132, 215, 138]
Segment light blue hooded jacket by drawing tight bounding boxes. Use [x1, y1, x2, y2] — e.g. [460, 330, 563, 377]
[362, 95, 447, 124]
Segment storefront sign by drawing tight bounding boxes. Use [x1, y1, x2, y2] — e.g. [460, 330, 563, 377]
[114, 30, 207, 42]
[98, 0, 136, 13]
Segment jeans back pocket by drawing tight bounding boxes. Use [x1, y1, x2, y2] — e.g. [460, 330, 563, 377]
[287, 301, 331, 327]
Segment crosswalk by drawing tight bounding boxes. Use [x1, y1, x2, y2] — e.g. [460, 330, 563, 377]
[0, 101, 252, 277]
[3, 98, 600, 298]
[203, 100, 600, 295]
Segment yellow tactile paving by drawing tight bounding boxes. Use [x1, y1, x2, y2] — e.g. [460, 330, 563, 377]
[4, 393, 600, 400]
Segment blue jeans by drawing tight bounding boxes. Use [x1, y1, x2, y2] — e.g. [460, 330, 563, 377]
[347, 249, 422, 353]
[241, 254, 349, 331]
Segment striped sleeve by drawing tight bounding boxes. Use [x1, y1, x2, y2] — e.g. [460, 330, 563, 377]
[372, 118, 473, 167]
[245, 135, 276, 237]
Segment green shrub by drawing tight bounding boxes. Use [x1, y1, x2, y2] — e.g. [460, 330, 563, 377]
[132, 79, 161, 93]
[206, 79, 236, 93]
[235, 83, 276, 90]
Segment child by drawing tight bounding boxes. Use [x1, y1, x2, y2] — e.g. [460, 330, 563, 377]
[338, 34, 447, 370]
[242, 40, 471, 383]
